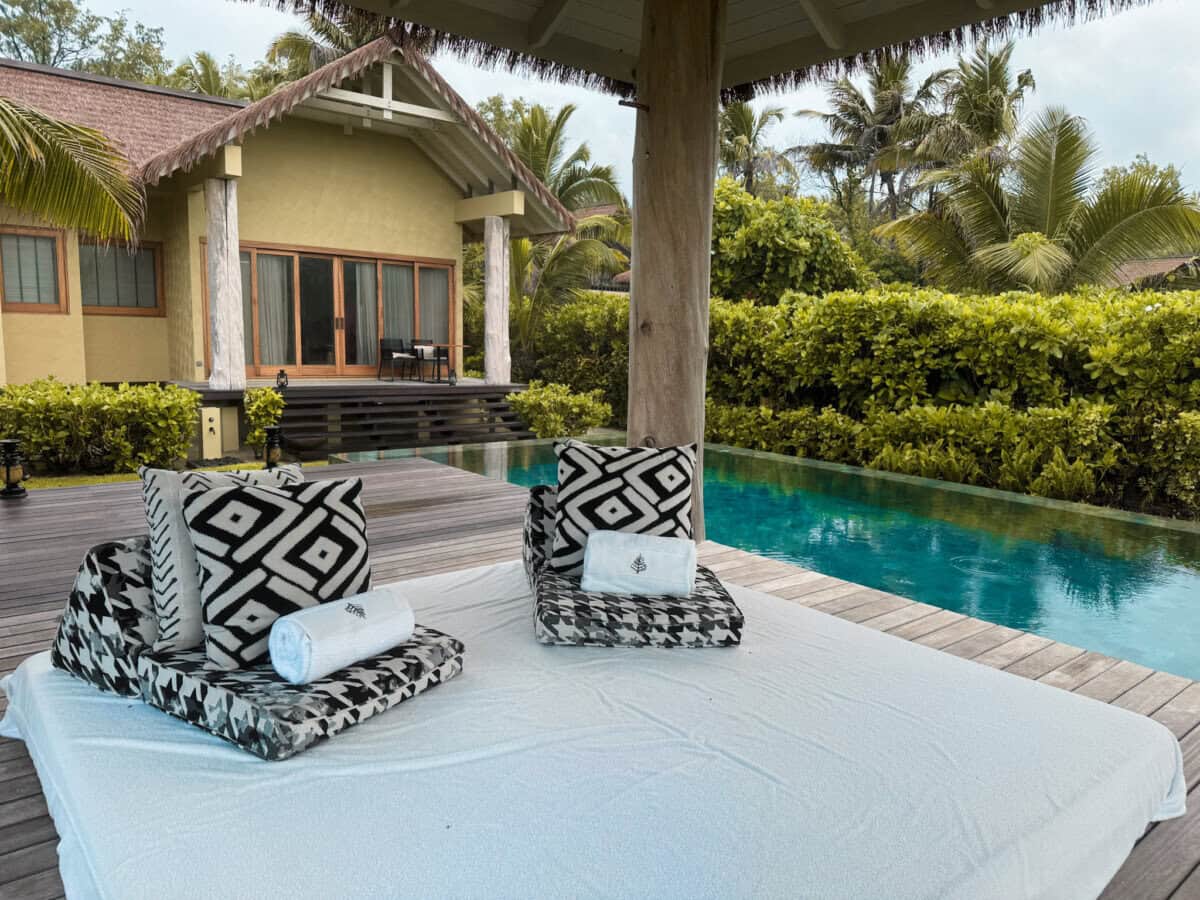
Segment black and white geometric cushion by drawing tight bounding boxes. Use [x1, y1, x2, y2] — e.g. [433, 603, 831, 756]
[522, 485, 557, 588]
[550, 440, 696, 576]
[139, 626, 464, 761]
[50, 536, 158, 697]
[182, 477, 372, 670]
[534, 565, 743, 648]
[140, 465, 303, 654]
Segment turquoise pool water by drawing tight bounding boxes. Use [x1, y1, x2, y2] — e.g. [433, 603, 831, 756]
[347, 439, 1200, 680]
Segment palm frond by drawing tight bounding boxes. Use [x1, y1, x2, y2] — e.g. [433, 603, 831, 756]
[0, 96, 143, 241]
[1010, 106, 1095, 238]
[972, 235, 1073, 290]
[875, 211, 982, 291]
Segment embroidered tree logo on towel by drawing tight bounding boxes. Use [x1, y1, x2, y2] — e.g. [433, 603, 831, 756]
[345, 602, 366, 619]
[630, 554, 647, 575]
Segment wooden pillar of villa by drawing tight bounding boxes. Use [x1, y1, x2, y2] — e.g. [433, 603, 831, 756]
[627, 0, 727, 541]
[204, 176, 246, 392]
[483, 214, 512, 385]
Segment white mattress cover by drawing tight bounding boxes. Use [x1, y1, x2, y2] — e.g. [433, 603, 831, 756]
[1, 560, 1185, 900]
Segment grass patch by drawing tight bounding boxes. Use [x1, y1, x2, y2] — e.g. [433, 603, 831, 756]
[26, 460, 330, 491]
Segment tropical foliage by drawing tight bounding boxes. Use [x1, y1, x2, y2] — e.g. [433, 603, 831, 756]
[266, 8, 386, 80]
[506, 381, 612, 438]
[879, 108, 1200, 291]
[0, 95, 143, 239]
[506, 102, 623, 212]
[718, 101, 793, 198]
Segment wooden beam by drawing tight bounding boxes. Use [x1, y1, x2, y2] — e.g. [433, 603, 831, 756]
[796, 0, 846, 50]
[381, 62, 394, 120]
[527, 0, 573, 49]
[302, 97, 440, 130]
[627, 0, 727, 541]
[483, 215, 512, 385]
[318, 87, 459, 123]
[203, 177, 245, 392]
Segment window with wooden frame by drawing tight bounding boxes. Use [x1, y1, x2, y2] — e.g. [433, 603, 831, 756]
[79, 241, 164, 315]
[0, 226, 68, 313]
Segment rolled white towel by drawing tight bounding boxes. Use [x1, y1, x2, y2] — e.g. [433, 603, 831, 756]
[268, 587, 416, 684]
[581, 531, 697, 598]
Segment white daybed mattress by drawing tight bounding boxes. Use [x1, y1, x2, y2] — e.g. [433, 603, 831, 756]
[1, 561, 1185, 900]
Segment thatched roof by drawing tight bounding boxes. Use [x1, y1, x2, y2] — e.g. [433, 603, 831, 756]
[139, 33, 573, 232]
[241, 0, 1150, 101]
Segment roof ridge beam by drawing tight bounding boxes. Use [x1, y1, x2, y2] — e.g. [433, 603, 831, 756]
[318, 86, 459, 123]
[528, 0, 574, 50]
[797, 0, 846, 50]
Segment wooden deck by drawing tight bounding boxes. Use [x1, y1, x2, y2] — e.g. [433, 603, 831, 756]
[1, 458, 1199, 898]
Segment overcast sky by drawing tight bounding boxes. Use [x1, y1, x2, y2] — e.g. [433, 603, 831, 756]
[88, 0, 1200, 196]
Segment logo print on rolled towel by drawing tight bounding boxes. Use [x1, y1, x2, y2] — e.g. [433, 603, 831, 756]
[630, 554, 647, 575]
[345, 602, 366, 619]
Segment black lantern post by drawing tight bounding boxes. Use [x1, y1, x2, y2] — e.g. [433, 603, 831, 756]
[264, 426, 283, 471]
[1, 439, 28, 500]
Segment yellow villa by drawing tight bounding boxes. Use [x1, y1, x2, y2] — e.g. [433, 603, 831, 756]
[0, 35, 571, 390]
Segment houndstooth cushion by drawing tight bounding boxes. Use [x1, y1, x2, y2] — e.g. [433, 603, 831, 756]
[550, 440, 696, 576]
[141, 465, 303, 654]
[50, 537, 158, 697]
[182, 478, 372, 671]
[534, 565, 743, 648]
[138, 626, 464, 761]
[522, 485, 558, 588]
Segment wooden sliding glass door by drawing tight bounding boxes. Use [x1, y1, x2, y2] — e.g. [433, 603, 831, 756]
[234, 243, 454, 378]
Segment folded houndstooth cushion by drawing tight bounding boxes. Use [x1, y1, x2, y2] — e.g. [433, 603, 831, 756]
[534, 565, 743, 648]
[51, 537, 158, 697]
[139, 625, 464, 761]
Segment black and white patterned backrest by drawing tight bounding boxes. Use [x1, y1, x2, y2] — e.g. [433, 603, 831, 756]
[51, 536, 158, 697]
[182, 477, 372, 670]
[140, 465, 303, 654]
[549, 440, 696, 576]
[522, 485, 558, 587]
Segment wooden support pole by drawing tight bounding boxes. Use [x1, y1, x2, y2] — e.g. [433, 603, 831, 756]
[204, 177, 246, 391]
[628, 0, 727, 540]
[483, 214, 512, 385]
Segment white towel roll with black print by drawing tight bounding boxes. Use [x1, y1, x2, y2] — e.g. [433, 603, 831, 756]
[581, 530, 698, 597]
[269, 587, 415, 684]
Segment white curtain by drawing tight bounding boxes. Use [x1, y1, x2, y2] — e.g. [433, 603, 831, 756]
[240, 252, 253, 365]
[382, 263, 414, 340]
[257, 254, 294, 365]
[1, 234, 57, 305]
[418, 267, 450, 343]
[347, 261, 378, 365]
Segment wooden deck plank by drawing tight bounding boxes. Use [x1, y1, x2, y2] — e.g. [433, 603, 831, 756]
[1, 458, 1197, 900]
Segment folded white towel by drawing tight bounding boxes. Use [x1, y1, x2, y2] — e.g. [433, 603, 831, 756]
[581, 531, 697, 597]
[268, 587, 416, 684]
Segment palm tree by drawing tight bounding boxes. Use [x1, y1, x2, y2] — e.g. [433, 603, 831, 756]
[719, 101, 789, 196]
[267, 9, 386, 80]
[508, 104, 623, 211]
[0, 96, 142, 240]
[878, 108, 1200, 291]
[170, 52, 244, 99]
[795, 55, 951, 219]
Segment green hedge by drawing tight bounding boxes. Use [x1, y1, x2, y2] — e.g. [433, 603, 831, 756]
[507, 381, 612, 438]
[528, 287, 1200, 516]
[0, 379, 199, 474]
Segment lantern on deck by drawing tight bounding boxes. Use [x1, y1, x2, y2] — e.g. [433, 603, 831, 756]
[1, 439, 28, 500]
[264, 426, 283, 471]
[275, 370, 289, 393]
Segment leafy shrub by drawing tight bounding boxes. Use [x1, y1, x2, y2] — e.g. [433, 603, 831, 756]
[534, 292, 629, 424]
[711, 178, 867, 302]
[243, 387, 285, 453]
[0, 379, 199, 474]
[507, 381, 612, 439]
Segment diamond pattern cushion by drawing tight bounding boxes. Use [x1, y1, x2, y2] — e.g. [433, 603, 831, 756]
[534, 565, 743, 648]
[522, 485, 557, 588]
[138, 626, 464, 761]
[50, 537, 158, 697]
[182, 478, 371, 670]
[141, 465, 303, 654]
[550, 440, 696, 576]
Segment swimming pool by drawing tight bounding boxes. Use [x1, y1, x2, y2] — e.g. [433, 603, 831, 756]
[345, 438, 1200, 680]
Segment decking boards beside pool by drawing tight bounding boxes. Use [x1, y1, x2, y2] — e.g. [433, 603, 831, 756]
[0, 458, 1198, 899]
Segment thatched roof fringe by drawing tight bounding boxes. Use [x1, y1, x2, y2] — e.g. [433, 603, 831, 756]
[240, 0, 1147, 102]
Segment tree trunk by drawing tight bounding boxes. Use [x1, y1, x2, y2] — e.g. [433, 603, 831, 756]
[204, 177, 245, 391]
[483, 214, 512, 385]
[628, 0, 727, 541]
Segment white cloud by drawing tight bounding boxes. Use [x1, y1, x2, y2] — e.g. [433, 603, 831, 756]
[85, 0, 1200, 194]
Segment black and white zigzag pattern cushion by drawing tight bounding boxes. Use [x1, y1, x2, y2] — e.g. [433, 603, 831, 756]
[182, 477, 372, 670]
[550, 440, 696, 576]
[140, 465, 303, 654]
[522, 485, 557, 588]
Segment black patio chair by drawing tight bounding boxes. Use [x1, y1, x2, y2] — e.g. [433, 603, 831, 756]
[378, 338, 417, 381]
